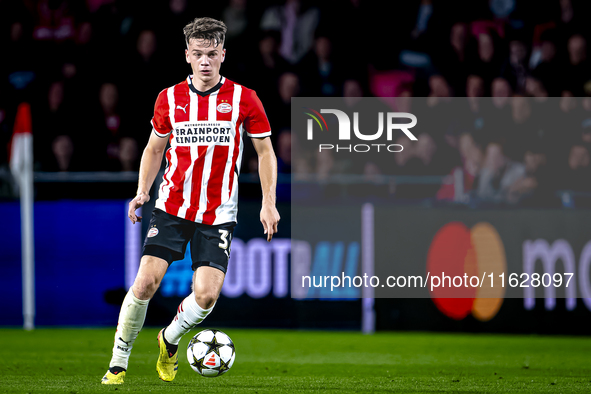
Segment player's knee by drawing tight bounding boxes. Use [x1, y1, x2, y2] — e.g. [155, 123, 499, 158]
[194, 290, 218, 310]
[132, 276, 161, 300]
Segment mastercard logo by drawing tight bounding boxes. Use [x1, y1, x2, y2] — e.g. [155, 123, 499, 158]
[426, 222, 507, 321]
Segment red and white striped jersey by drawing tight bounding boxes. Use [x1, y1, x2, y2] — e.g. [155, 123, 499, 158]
[150, 75, 271, 225]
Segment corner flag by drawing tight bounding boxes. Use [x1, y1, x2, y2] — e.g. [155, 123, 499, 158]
[10, 102, 35, 330]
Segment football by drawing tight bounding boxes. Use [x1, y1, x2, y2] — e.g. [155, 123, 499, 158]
[187, 329, 236, 377]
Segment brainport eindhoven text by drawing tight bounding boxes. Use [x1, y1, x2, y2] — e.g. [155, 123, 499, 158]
[174, 124, 232, 145]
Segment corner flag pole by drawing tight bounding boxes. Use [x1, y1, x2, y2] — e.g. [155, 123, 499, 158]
[361, 203, 375, 334]
[10, 103, 35, 330]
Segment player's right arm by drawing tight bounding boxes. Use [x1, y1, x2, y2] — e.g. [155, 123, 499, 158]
[128, 132, 168, 224]
[129, 89, 172, 224]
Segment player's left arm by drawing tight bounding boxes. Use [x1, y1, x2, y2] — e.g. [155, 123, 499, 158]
[251, 136, 280, 242]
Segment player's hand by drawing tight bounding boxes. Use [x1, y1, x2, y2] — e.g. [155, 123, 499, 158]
[128, 192, 150, 224]
[260, 204, 280, 242]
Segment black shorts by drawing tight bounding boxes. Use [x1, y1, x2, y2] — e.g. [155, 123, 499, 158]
[142, 208, 236, 273]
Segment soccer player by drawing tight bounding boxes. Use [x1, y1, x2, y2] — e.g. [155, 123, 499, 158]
[101, 17, 280, 384]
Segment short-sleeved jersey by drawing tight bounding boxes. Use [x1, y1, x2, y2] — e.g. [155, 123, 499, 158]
[150, 75, 271, 225]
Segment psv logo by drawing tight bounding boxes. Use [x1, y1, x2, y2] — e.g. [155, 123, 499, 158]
[217, 103, 232, 113]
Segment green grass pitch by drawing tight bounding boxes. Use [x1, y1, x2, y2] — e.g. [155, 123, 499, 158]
[0, 328, 589, 393]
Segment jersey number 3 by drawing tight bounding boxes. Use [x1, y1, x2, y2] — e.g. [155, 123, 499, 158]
[218, 229, 230, 249]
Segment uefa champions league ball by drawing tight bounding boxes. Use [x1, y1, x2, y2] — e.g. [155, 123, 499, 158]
[187, 329, 236, 377]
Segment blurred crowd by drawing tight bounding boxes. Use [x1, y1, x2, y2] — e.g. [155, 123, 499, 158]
[1, 0, 591, 205]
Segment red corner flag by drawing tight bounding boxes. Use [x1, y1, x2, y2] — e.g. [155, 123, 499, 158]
[10, 102, 36, 330]
[10, 102, 33, 180]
